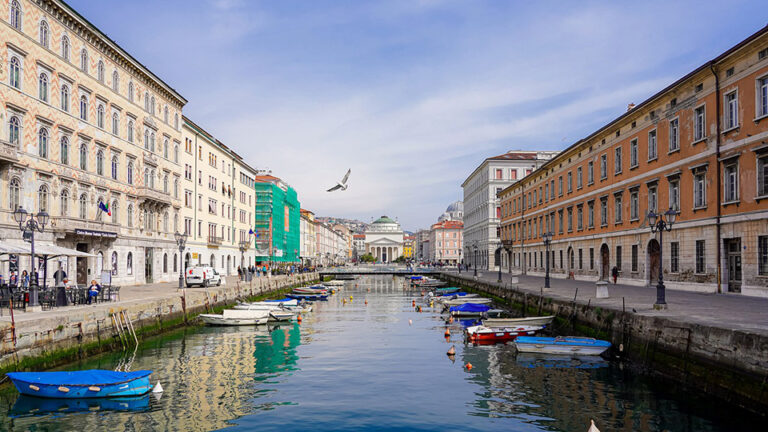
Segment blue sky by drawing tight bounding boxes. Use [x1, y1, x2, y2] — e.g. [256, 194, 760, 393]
[71, 0, 766, 231]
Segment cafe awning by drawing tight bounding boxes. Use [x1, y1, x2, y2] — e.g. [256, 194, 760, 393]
[0, 240, 95, 258]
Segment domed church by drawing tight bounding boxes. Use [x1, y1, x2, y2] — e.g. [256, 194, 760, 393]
[364, 216, 405, 263]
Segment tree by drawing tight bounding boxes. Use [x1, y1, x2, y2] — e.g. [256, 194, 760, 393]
[393, 255, 406, 263]
[360, 253, 375, 263]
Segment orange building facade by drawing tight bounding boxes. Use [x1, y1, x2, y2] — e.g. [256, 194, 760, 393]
[499, 26, 768, 298]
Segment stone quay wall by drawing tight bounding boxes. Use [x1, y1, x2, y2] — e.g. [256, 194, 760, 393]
[0, 273, 319, 372]
[440, 273, 768, 414]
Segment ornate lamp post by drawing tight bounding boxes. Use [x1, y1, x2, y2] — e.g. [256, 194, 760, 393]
[13, 207, 49, 308]
[542, 231, 553, 288]
[174, 231, 187, 290]
[648, 208, 677, 309]
[496, 242, 504, 283]
[473, 242, 478, 277]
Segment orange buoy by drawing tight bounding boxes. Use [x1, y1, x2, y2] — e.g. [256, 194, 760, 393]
[447, 345, 456, 356]
[297, 314, 302, 324]
[444, 328, 450, 337]
[448, 316, 454, 324]
[364, 300, 368, 305]
[465, 362, 473, 370]
[412, 300, 416, 307]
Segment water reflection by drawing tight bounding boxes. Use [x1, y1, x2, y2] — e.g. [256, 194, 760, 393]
[10, 394, 150, 417]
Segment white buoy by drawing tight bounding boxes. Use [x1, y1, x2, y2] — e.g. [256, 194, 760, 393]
[152, 382, 164, 393]
[587, 419, 600, 432]
[408, 319, 412, 326]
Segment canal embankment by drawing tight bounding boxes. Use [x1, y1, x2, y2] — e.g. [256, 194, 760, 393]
[440, 271, 768, 415]
[0, 273, 319, 373]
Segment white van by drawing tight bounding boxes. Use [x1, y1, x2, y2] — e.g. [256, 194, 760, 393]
[185, 266, 222, 287]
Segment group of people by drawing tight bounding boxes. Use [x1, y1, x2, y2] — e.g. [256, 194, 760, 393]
[237, 265, 269, 281]
[0, 270, 32, 291]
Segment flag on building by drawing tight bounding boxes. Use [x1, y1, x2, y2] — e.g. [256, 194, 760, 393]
[98, 201, 111, 216]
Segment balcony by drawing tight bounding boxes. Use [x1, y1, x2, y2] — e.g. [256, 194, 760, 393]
[238, 241, 251, 250]
[137, 186, 173, 207]
[208, 235, 223, 246]
[0, 139, 19, 164]
[51, 217, 119, 239]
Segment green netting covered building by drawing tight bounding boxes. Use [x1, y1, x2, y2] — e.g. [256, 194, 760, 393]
[253, 176, 301, 265]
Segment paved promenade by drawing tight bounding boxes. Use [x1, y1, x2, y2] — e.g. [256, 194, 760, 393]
[443, 269, 768, 336]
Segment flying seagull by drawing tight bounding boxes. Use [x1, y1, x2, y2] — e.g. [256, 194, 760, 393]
[327, 169, 351, 192]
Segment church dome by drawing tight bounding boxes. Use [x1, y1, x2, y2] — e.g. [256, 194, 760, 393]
[446, 201, 463, 213]
[373, 215, 396, 224]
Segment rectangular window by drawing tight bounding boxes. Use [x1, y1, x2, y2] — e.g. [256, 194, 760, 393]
[696, 240, 706, 273]
[495, 168, 502, 179]
[669, 118, 679, 152]
[694, 171, 707, 208]
[578, 249, 583, 270]
[558, 176, 563, 196]
[550, 180, 555, 199]
[587, 161, 594, 184]
[577, 205, 583, 230]
[630, 189, 639, 220]
[630, 139, 638, 168]
[671, 242, 679, 273]
[759, 236, 768, 276]
[577, 166, 583, 189]
[600, 198, 607, 226]
[648, 185, 657, 213]
[567, 172, 573, 193]
[724, 162, 739, 202]
[631, 244, 638, 272]
[545, 183, 549, 201]
[616, 245, 622, 271]
[725, 91, 738, 130]
[558, 210, 564, 234]
[759, 76, 768, 118]
[588, 201, 594, 228]
[648, 129, 657, 160]
[600, 154, 607, 179]
[669, 179, 680, 211]
[567, 207, 573, 232]
[510, 169, 517, 179]
[694, 105, 706, 141]
[589, 248, 594, 270]
[614, 195, 623, 223]
[614, 147, 622, 174]
[759, 155, 768, 197]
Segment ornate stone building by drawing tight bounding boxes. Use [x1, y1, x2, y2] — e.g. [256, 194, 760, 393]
[1, 0, 185, 285]
[364, 216, 404, 263]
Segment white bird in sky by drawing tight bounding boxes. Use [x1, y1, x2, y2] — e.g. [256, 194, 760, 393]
[327, 169, 351, 192]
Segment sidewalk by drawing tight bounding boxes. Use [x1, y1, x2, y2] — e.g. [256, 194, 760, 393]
[444, 269, 768, 336]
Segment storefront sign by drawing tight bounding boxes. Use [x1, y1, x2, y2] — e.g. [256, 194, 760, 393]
[75, 229, 118, 238]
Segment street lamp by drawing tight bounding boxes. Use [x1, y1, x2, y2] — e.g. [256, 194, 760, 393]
[542, 231, 553, 288]
[13, 207, 49, 309]
[648, 208, 677, 309]
[174, 231, 187, 290]
[473, 242, 478, 277]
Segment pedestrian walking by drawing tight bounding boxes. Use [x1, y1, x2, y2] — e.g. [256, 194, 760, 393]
[237, 266, 243, 281]
[611, 266, 619, 284]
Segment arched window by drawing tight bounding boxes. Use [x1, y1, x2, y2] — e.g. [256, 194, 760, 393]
[97, 60, 104, 82]
[144, 92, 149, 111]
[150, 96, 156, 115]
[163, 139, 168, 158]
[173, 253, 178, 273]
[111, 252, 118, 276]
[60, 84, 69, 111]
[97, 104, 105, 128]
[60, 136, 69, 165]
[38, 127, 48, 158]
[174, 113, 179, 130]
[61, 35, 70, 61]
[210, 254, 215, 268]
[126, 120, 134, 142]
[112, 112, 119, 135]
[128, 81, 134, 102]
[163, 253, 168, 273]
[80, 95, 88, 121]
[79, 194, 87, 219]
[9, 178, 21, 211]
[39, 20, 49, 47]
[127, 204, 133, 227]
[111, 200, 119, 224]
[95, 197, 104, 221]
[127, 161, 134, 184]
[142, 208, 148, 230]
[79, 143, 88, 170]
[96, 150, 104, 176]
[60, 189, 69, 216]
[174, 213, 179, 232]
[38, 185, 48, 212]
[112, 70, 119, 92]
[38, 73, 48, 102]
[9, 57, 21, 89]
[164, 106, 169, 123]
[143, 130, 149, 150]
[163, 212, 169, 232]
[150, 169, 156, 189]
[8, 116, 20, 145]
[110, 156, 118, 180]
[144, 168, 149, 187]
[80, 48, 88, 72]
[127, 252, 133, 275]
[150, 132, 155, 152]
[163, 174, 169, 193]
[174, 144, 179, 163]
[10, 0, 21, 30]
[173, 178, 179, 198]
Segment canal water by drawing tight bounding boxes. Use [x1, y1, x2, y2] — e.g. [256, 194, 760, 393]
[0, 275, 763, 431]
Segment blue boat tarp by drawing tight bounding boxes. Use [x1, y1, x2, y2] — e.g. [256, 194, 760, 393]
[6, 370, 152, 386]
[449, 303, 491, 313]
[438, 292, 469, 297]
[410, 276, 423, 280]
[263, 298, 292, 303]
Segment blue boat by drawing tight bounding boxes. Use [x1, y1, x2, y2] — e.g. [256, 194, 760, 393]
[449, 303, 491, 316]
[10, 394, 151, 416]
[410, 276, 423, 280]
[437, 291, 470, 297]
[514, 336, 611, 356]
[6, 370, 153, 398]
[435, 287, 460, 294]
[286, 293, 328, 301]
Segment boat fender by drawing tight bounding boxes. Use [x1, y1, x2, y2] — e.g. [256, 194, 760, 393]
[58, 386, 70, 393]
[153, 382, 164, 393]
[464, 362, 473, 371]
[88, 386, 101, 392]
[28, 385, 39, 392]
[297, 314, 302, 324]
[412, 300, 416, 307]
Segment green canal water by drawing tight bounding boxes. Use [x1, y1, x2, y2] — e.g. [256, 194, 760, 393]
[0, 275, 763, 431]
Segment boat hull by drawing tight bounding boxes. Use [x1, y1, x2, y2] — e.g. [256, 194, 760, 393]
[6, 371, 152, 399]
[514, 336, 611, 356]
[200, 314, 269, 326]
[466, 326, 541, 345]
[443, 297, 491, 306]
[482, 315, 555, 328]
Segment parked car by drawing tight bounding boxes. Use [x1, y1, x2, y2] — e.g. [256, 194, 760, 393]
[185, 266, 221, 288]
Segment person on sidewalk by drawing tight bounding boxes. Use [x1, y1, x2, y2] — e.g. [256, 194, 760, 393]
[611, 266, 619, 284]
[20, 270, 29, 290]
[53, 266, 67, 286]
[87, 279, 101, 304]
[237, 266, 243, 281]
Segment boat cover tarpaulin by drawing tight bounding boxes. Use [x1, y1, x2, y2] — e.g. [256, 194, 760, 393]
[6, 370, 152, 386]
[449, 303, 491, 313]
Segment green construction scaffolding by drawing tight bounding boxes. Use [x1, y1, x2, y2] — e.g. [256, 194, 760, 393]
[254, 180, 300, 265]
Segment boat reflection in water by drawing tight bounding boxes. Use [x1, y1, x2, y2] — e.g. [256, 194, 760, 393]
[515, 353, 609, 369]
[10, 394, 150, 417]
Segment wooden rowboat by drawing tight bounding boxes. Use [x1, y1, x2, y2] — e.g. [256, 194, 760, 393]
[6, 370, 153, 398]
[482, 315, 555, 328]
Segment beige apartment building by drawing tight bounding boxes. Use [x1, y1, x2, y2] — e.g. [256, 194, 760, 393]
[181, 117, 257, 276]
[1, 0, 185, 286]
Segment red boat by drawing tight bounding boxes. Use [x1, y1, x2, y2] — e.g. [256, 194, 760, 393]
[465, 325, 543, 345]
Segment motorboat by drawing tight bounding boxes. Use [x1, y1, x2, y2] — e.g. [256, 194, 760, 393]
[6, 370, 153, 398]
[449, 303, 491, 317]
[200, 309, 269, 326]
[286, 293, 328, 301]
[443, 297, 492, 306]
[466, 325, 543, 345]
[269, 310, 296, 322]
[514, 336, 611, 356]
[293, 286, 328, 295]
[257, 298, 299, 306]
[482, 315, 555, 328]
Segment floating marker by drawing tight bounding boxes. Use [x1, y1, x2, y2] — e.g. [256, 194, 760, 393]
[447, 345, 456, 356]
[465, 362, 473, 371]
[444, 328, 450, 337]
[152, 382, 164, 393]
[364, 300, 368, 305]
[408, 319, 412, 325]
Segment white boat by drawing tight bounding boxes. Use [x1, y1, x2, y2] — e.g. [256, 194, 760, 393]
[482, 315, 555, 328]
[200, 309, 269, 326]
[514, 336, 611, 356]
[269, 311, 296, 321]
[325, 280, 344, 286]
[443, 297, 492, 306]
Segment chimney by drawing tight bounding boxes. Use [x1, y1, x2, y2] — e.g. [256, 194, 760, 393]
[627, 103, 636, 112]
